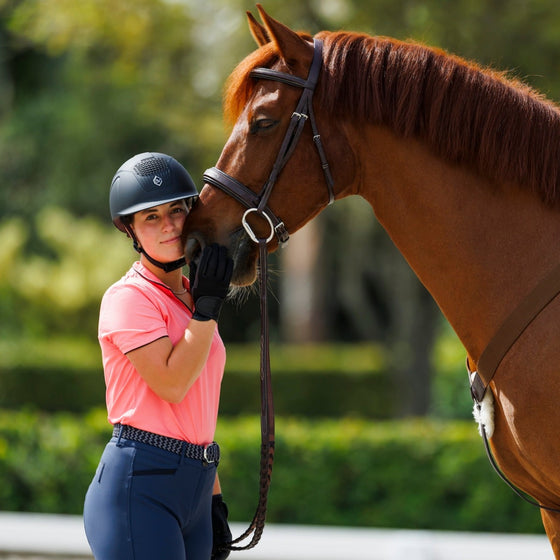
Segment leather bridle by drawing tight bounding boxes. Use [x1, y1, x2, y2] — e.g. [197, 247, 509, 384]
[204, 38, 334, 552]
[203, 38, 334, 248]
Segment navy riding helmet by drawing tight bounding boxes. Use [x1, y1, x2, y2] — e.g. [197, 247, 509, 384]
[109, 152, 199, 271]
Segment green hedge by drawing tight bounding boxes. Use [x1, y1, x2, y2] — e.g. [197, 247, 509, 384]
[219, 418, 544, 533]
[0, 336, 475, 419]
[0, 408, 545, 534]
[0, 338, 103, 412]
[220, 342, 395, 417]
[0, 339, 401, 418]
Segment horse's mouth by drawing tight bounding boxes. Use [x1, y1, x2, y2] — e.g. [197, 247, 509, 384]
[184, 229, 259, 287]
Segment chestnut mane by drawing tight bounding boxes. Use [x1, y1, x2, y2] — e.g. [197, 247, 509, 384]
[224, 31, 560, 205]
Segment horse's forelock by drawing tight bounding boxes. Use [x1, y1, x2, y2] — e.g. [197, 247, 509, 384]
[224, 43, 278, 126]
[223, 32, 316, 127]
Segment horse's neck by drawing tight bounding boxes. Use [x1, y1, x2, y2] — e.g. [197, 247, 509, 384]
[354, 126, 560, 360]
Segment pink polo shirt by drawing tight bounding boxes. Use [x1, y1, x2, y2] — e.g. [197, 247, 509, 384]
[98, 262, 226, 446]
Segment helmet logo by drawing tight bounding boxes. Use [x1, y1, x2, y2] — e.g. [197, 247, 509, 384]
[153, 175, 163, 187]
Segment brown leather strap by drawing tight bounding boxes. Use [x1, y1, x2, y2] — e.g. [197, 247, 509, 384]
[203, 167, 289, 245]
[470, 261, 560, 401]
[202, 39, 333, 250]
[225, 240, 275, 552]
[209, 40, 328, 553]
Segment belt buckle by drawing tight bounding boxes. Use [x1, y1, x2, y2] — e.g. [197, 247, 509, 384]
[203, 443, 218, 465]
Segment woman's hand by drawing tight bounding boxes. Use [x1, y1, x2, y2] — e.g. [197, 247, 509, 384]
[211, 494, 232, 560]
[189, 244, 233, 322]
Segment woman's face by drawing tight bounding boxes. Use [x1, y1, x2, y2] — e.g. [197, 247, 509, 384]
[131, 200, 188, 263]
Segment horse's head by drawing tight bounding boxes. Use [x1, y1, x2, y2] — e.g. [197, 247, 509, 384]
[183, 5, 355, 286]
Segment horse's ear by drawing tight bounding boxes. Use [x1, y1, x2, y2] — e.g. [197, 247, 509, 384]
[247, 11, 270, 46]
[256, 4, 313, 71]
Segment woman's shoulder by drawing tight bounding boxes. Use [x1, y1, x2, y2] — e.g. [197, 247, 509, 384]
[101, 265, 153, 304]
[99, 268, 164, 333]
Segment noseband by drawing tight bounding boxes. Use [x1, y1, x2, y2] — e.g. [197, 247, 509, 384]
[203, 38, 334, 246]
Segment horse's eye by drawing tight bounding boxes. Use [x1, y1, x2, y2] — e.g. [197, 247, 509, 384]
[250, 118, 278, 134]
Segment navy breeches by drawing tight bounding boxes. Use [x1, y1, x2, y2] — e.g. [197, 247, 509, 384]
[83, 437, 216, 559]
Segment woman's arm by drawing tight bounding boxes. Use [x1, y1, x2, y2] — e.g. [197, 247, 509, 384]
[126, 318, 217, 404]
[214, 473, 222, 495]
[127, 244, 233, 403]
[126, 244, 232, 404]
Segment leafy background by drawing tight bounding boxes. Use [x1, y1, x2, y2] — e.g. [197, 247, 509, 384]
[1, 0, 559, 532]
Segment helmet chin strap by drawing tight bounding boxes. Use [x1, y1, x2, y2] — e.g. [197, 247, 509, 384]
[126, 226, 186, 273]
[135, 241, 186, 272]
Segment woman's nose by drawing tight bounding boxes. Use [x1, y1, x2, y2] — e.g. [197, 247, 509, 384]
[161, 214, 174, 230]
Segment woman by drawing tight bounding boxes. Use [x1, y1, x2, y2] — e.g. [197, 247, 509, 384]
[84, 152, 232, 559]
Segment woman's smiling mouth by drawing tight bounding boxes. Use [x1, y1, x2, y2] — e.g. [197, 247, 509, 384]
[162, 236, 181, 245]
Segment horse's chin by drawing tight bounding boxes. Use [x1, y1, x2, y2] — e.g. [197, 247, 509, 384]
[230, 230, 259, 287]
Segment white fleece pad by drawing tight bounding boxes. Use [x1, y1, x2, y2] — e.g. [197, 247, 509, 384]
[472, 389, 495, 438]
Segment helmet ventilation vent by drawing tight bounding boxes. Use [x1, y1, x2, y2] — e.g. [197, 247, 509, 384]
[134, 157, 167, 176]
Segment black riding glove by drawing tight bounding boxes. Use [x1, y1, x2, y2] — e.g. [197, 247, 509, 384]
[211, 494, 232, 560]
[189, 244, 233, 322]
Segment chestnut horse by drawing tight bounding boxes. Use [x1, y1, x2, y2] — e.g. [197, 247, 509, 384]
[184, 5, 560, 554]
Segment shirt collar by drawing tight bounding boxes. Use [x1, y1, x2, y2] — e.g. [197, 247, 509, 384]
[131, 261, 182, 294]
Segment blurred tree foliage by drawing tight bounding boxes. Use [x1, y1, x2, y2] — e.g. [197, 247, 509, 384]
[2, 0, 560, 414]
[0, 208, 131, 337]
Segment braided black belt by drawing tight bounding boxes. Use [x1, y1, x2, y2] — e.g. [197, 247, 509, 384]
[113, 423, 219, 465]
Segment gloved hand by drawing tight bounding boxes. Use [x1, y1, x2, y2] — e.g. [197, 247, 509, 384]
[189, 244, 233, 322]
[211, 494, 232, 560]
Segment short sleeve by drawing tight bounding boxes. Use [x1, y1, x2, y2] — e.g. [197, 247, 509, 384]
[99, 283, 170, 355]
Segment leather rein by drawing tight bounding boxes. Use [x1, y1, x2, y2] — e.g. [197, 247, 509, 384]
[203, 38, 334, 551]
